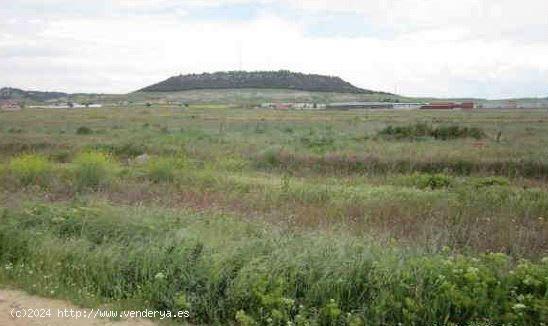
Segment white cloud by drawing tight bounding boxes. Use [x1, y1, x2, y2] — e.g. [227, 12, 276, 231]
[0, 0, 547, 98]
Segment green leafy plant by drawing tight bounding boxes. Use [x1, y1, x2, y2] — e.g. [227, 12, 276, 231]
[145, 156, 185, 183]
[407, 172, 454, 190]
[76, 126, 93, 135]
[471, 176, 510, 188]
[379, 123, 485, 140]
[73, 151, 115, 188]
[9, 154, 53, 186]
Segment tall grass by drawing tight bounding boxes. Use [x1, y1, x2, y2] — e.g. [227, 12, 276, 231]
[1, 106, 547, 324]
[1, 153, 546, 256]
[378, 123, 486, 140]
[73, 151, 116, 189]
[8, 154, 53, 186]
[0, 203, 546, 325]
[144, 156, 185, 183]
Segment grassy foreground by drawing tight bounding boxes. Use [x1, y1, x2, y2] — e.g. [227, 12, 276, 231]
[1, 202, 547, 325]
[0, 106, 547, 324]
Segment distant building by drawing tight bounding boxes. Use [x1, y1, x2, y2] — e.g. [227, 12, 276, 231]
[0, 100, 22, 111]
[259, 102, 326, 110]
[293, 102, 326, 109]
[460, 102, 474, 110]
[28, 102, 102, 109]
[393, 103, 424, 110]
[420, 102, 475, 110]
[327, 102, 394, 110]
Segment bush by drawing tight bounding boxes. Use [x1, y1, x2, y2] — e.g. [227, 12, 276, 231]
[145, 156, 185, 183]
[8, 127, 24, 133]
[9, 154, 53, 186]
[76, 126, 93, 135]
[258, 147, 282, 168]
[50, 150, 73, 163]
[379, 123, 485, 140]
[217, 156, 249, 172]
[73, 152, 115, 188]
[300, 134, 335, 151]
[113, 143, 146, 158]
[408, 173, 454, 190]
[471, 176, 510, 188]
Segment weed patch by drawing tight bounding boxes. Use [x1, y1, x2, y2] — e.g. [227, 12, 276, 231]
[73, 151, 116, 189]
[0, 204, 547, 325]
[406, 172, 454, 189]
[145, 156, 185, 183]
[76, 126, 93, 135]
[9, 154, 53, 186]
[379, 123, 486, 140]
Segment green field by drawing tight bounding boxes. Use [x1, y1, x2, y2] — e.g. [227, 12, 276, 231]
[1, 106, 547, 325]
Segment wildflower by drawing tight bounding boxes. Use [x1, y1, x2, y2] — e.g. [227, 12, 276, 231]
[282, 298, 294, 306]
[466, 267, 479, 274]
[513, 303, 527, 310]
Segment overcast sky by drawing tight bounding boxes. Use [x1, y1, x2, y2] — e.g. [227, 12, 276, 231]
[1, 0, 547, 99]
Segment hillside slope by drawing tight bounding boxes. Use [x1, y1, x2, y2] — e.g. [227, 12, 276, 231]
[0, 87, 68, 102]
[138, 70, 374, 94]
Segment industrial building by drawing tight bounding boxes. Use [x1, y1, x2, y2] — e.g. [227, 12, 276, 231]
[326, 102, 394, 110]
[420, 102, 475, 110]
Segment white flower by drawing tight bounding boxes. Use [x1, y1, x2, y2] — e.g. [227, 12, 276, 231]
[466, 267, 479, 274]
[513, 303, 527, 310]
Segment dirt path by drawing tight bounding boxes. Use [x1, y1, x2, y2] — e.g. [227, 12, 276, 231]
[0, 289, 156, 326]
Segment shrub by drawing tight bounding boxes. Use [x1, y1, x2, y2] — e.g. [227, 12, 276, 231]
[9, 154, 53, 186]
[432, 125, 486, 140]
[471, 176, 510, 188]
[145, 156, 185, 183]
[50, 150, 73, 163]
[282, 126, 294, 133]
[378, 123, 485, 140]
[258, 147, 282, 167]
[300, 134, 335, 152]
[76, 126, 93, 135]
[85, 143, 147, 158]
[217, 156, 249, 172]
[113, 143, 146, 158]
[73, 152, 115, 188]
[8, 127, 24, 133]
[408, 172, 454, 190]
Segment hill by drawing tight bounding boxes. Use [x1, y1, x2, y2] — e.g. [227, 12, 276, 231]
[129, 88, 405, 105]
[0, 87, 68, 102]
[137, 70, 376, 94]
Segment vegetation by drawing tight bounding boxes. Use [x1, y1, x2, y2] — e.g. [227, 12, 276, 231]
[8, 154, 53, 186]
[0, 87, 68, 102]
[0, 203, 547, 325]
[76, 126, 93, 135]
[144, 156, 185, 183]
[0, 106, 547, 324]
[138, 70, 374, 93]
[73, 151, 115, 189]
[378, 123, 486, 140]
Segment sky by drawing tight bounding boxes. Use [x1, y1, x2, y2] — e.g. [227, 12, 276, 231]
[1, 0, 547, 99]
